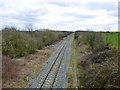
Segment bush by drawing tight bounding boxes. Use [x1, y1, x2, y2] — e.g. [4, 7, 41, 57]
[2, 27, 71, 58]
[76, 31, 120, 88]
[76, 31, 103, 50]
[79, 55, 119, 88]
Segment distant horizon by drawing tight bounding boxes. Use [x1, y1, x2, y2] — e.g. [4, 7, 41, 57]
[1, 26, 119, 32]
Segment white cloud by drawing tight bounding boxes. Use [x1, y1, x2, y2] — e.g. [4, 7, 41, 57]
[0, 0, 119, 31]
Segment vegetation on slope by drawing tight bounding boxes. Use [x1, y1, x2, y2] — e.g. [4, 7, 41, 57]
[75, 31, 120, 88]
[2, 47, 51, 88]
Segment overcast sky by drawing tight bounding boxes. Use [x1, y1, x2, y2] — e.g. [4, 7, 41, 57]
[0, 0, 119, 31]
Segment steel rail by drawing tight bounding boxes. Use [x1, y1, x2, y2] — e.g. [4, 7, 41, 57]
[39, 41, 67, 89]
[51, 42, 68, 88]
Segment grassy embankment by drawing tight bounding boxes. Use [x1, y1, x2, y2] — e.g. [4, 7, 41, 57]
[66, 34, 78, 88]
[75, 31, 120, 88]
[2, 27, 71, 88]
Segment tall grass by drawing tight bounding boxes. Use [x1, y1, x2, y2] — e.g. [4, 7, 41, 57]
[2, 27, 71, 58]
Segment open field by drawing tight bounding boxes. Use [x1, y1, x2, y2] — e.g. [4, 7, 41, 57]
[102, 32, 120, 48]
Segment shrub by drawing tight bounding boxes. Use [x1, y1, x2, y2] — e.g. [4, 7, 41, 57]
[2, 27, 71, 58]
[76, 31, 120, 88]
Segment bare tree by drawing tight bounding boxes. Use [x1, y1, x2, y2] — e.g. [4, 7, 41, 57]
[25, 23, 33, 32]
[25, 23, 33, 36]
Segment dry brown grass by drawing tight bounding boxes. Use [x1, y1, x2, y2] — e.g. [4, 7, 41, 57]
[2, 37, 64, 88]
[2, 48, 51, 88]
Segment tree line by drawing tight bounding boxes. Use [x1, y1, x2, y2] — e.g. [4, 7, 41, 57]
[2, 27, 71, 58]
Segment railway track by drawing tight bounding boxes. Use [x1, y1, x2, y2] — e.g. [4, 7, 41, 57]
[39, 42, 67, 88]
[25, 34, 73, 88]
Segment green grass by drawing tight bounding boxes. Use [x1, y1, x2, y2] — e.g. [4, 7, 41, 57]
[102, 32, 119, 48]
